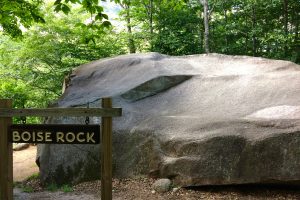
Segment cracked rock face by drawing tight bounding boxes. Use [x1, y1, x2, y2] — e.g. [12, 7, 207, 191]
[37, 53, 300, 186]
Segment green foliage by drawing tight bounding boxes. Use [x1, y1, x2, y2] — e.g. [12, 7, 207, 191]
[14, 178, 36, 193]
[116, 0, 203, 55]
[53, 0, 113, 31]
[21, 185, 34, 193]
[0, 0, 45, 38]
[27, 173, 40, 181]
[0, 5, 125, 114]
[14, 173, 39, 193]
[203, 0, 300, 62]
[115, 0, 299, 62]
[151, 1, 202, 55]
[46, 183, 59, 192]
[61, 184, 73, 193]
[0, 0, 126, 37]
[46, 183, 73, 192]
[1, 0, 299, 62]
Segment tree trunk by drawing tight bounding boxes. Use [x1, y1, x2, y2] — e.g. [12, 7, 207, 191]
[251, 5, 257, 56]
[125, 2, 136, 54]
[283, 0, 288, 57]
[142, 0, 154, 51]
[295, 16, 299, 43]
[199, 24, 203, 53]
[245, 13, 249, 54]
[149, 0, 154, 51]
[293, 6, 299, 63]
[200, 0, 210, 53]
[149, 0, 153, 35]
[224, 9, 228, 53]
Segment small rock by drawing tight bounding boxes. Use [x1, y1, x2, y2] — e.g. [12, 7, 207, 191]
[151, 190, 156, 194]
[152, 178, 172, 193]
[172, 187, 179, 193]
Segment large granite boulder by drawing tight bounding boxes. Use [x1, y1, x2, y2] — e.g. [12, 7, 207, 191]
[37, 53, 300, 186]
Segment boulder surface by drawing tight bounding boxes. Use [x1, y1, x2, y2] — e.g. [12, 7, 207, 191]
[37, 53, 300, 186]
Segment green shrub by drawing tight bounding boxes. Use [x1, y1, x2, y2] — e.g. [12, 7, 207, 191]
[61, 184, 73, 193]
[22, 185, 34, 193]
[46, 183, 59, 192]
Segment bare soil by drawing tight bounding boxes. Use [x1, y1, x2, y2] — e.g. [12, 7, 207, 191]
[13, 145, 39, 182]
[14, 177, 300, 200]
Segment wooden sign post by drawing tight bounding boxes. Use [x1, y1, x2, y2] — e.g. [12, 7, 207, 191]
[0, 99, 13, 200]
[0, 98, 121, 200]
[101, 98, 113, 200]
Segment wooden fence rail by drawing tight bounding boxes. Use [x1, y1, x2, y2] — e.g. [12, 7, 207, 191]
[0, 107, 122, 117]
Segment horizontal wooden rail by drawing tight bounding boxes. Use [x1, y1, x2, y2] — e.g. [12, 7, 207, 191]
[0, 108, 122, 117]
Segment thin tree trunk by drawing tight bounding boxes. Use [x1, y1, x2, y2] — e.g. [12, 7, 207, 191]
[125, 2, 136, 53]
[201, 0, 210, 53]
[295, 17, 299, 42]
[199, 24, 203, 52]
[283, 0, 288, 57]
[293, 7, 299, 63]
[224, 9, 228, 53]
[245, 14, 249, 54]
[142, 0, 154, 51]
[251, 5, 257, 56]
[149, 0, 153, 35]
[149, 0, 154, 51]
[221, 0, 228, 53]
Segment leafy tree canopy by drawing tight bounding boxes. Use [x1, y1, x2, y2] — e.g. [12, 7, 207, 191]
[0, 0, 45, 37]
[0, 4, 125, 118]
[0, 0, 117, 38]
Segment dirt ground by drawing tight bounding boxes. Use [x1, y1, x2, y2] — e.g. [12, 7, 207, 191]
[13, 147, 300, 200]
[14, 177, 300, 200]
[13, 145, 39, 182]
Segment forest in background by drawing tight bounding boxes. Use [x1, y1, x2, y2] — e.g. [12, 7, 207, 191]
[0, 0, 299, 122]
